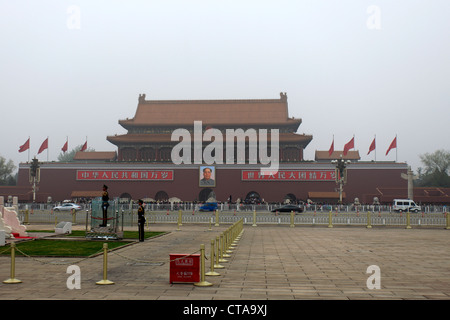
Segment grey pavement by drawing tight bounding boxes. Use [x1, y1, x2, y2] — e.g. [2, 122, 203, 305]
[1, 223, 450, 300]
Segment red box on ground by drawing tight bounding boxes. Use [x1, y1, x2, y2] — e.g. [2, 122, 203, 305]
[169, 254, 200, 283]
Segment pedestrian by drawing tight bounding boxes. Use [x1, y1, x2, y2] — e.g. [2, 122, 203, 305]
[100, 185, 109, 227]
[138, 199, 146, 242]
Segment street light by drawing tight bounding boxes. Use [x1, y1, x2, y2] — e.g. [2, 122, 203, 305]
[29, 157, 40, 203]
[332, 155, 351, 205]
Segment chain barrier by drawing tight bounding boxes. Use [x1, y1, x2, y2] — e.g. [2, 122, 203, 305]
[0, 247, 11, 255]
[1, 240, 203, 267]
[12, 246, 104, 265]
[109, 248, 202, 265]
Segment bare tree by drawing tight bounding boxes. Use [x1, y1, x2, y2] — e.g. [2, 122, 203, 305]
[417, 149, 450, 187]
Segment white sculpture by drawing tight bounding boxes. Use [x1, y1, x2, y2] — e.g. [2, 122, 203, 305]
[0, 196, 27, 238]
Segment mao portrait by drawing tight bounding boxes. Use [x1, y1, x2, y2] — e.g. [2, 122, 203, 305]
[199, 166, 216, 187]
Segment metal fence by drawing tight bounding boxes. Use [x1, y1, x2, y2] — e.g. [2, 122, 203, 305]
[16, 202, 450, 214]
[17, 208, 450, 229]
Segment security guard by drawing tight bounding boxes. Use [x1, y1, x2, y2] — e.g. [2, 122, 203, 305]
[138, 199, 146, 242]
[100, 185, 109, 227]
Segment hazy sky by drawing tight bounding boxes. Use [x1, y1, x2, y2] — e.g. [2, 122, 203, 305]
[1, 0, 449, 172]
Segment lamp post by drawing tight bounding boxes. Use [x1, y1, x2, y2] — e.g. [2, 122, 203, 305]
[332, 155, 350, 205]
[29, 157, 40, 203]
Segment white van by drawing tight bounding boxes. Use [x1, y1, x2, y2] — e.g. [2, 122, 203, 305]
[393, 199, 421, 212]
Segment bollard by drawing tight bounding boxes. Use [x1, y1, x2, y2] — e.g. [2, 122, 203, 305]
[176, 211, 182, 231]
[178, 210, 183, 226]
[234, 219, 243, 241]
[214, 209, 220, 227]
[194, 244, 213, 287]
[219, 234, 228, 263]
[328, 210, 333, 228]
[3, 242, 22, 284]
[214, 236, 224, 269]
[96, 243, 114, 285]
[252, 210, 257, 227]
[290, 210, 295, 228]
[205, 239, 220, 276]
[72, 209, 76, 224]
[222, 232, 231, 258]
[226, 228, 234, 254]
[24, 209, 29, 225]
[366, 211, 372, 229]
[230, 225, 238, 248]
[446, 212, 450, 230]
[406, 210, 412, 229]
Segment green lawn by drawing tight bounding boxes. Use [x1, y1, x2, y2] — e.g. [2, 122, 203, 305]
[1, 230, 167, 257]
[28, 229, 165, 239]
[1, 239, 132, 257]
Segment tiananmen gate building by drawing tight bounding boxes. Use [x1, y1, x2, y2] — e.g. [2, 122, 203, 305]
[6, 92, 432, 205]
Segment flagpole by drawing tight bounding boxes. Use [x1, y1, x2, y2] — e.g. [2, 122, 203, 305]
[351, 134, 355, 158]
[396, 134, 398, 162]
[47, 136, 49, 162]
[329, 134, 334, 157]
[374, 134, 376, 162]
[28, 136, 30, 162]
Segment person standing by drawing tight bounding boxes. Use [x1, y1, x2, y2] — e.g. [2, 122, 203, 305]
[100, 185, 109, 227]
[138, 199, 146, 242]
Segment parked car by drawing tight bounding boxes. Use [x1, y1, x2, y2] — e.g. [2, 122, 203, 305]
[271, 204, 303, 213]
[199, 202, 218, 212]
[53, 203, 82, 212]
[393, 199, 421, 213]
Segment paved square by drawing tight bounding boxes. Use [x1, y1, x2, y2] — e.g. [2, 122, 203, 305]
[1, 224, 449, 300]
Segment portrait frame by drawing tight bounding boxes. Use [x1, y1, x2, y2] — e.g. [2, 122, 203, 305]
[199, 165, 216, 187]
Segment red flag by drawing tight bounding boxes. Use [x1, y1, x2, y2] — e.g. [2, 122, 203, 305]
[80, 141, 87, 151]
[343, 137, 354, 156]
[367, 138, 376, 155]
[61, 140, 68, 153]
[38, 138, 48, 154]
[19, 138, 30, 153]
[386, 136, 397, 155]
[328, 138, 334, 156]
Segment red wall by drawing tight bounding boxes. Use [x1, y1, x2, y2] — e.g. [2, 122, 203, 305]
[15, 162, 408, 204]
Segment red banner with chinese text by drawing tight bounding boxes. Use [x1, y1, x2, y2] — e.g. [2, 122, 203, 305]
[242, 170, 335, 181]
[77, 170, 173, 181]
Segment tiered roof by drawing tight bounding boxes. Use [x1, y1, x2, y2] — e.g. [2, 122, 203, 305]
[118, 92, 300, 128]
[107, 93, 312, 147]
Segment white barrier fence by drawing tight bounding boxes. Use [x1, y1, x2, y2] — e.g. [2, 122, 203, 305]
[17, 209, 450, 229]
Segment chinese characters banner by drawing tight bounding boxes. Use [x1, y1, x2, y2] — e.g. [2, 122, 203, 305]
[77, 170, 173, 181]
[242, 170, 335, 181]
